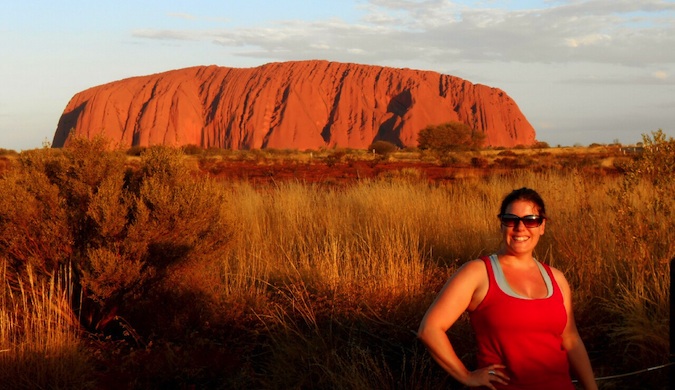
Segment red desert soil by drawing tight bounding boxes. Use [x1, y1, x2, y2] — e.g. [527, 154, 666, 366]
[199, 160, 491, 186]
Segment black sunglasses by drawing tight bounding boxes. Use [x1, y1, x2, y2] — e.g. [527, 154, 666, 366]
[498, 214, 545, 228]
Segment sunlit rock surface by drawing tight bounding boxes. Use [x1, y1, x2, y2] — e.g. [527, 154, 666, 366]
[53, 60, 536, 149]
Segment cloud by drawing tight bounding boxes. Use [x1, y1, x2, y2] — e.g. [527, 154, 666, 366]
[561, 68, 675, 85]
[132, 1, 675, 67]
[564, 33, 612, 48]
[132, 29, 200, 41]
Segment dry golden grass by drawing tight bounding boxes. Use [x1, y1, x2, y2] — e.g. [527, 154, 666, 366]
[0, 262, 94, 389]
[0, 137, 672, 388]
[205, 166, 671, 388]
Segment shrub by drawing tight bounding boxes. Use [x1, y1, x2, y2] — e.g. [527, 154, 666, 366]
[0, 164, 73, 276]
[0, 139, 233, 336]
[601, 129, 674, 369]
[126, 145, 146, 156]
[0, 148, 19, 156]
[417, 122, 485, 152]
[470, 156, 489, 168]
[181, 144, 203, 156]
[368, 140, 398, 156]
[497, 150, 516, 156]
[635, 129, 675, 188]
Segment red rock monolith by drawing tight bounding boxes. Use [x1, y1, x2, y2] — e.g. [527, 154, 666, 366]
[53, 60, 536, 149]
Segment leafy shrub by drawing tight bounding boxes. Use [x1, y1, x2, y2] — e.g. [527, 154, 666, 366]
[470, 156, 489, 168]
[0, 162, 72, 276]
[181, 144, 203, 156]
[602, 129, 674, 368]
[324, 149, 346, 167]
[0, 148, 19, 156]
[417, 122, 485, 152]
[126, 145, 146, 156]
[493, 157, 518, 168]
[0, 138, 233, 336]
[634, 129, 675, 188]
[496, 150, 516, 156]
[368, 140, 398, 155]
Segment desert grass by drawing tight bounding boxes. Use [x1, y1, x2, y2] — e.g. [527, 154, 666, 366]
[209, 167, 671, 388]
[0, 138, 672, 388]
[0, 261, 94, 389]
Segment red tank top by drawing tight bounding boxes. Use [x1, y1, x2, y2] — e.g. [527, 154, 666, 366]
[469, 256, 574, 390]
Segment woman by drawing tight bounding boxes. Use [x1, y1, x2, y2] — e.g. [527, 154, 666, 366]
[417, 188, 597, 389]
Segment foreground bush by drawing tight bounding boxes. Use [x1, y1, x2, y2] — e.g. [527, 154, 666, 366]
[0, 138, 233, 337]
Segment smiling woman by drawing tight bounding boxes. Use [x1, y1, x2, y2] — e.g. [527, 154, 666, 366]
[417, 187, 598, 390]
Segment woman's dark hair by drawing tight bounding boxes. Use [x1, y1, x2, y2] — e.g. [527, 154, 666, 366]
[499, 187, 546, 217]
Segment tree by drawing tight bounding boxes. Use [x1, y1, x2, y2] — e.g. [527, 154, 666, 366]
[417, 122, 485, 152]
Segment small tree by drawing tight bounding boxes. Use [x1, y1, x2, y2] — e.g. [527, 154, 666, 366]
[417, 122, 485, 152]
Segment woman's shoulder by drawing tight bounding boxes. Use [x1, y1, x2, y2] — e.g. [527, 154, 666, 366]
[453, 258, 489, 279]
[461, 257, 488, 270]
[544, 264, 571, 292]
[543, 264, 566, 279]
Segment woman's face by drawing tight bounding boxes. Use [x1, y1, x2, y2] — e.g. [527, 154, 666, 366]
[500, 200, 546, 257]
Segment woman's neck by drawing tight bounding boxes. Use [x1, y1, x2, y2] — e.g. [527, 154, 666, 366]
[495, 250, 536, 268]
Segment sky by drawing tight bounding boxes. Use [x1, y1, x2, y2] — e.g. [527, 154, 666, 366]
[1, 0, 674, 151]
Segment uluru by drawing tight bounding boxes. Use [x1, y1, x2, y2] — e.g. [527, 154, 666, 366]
[52, 60, 536, 150]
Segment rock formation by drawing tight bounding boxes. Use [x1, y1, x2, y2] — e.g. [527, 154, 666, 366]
[53, 60, 536, 149]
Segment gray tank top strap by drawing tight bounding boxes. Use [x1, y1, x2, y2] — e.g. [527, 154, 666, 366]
[489, 254, 553, 299]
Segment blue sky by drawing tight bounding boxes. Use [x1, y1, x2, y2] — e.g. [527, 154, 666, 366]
[2, 0, 674, 150]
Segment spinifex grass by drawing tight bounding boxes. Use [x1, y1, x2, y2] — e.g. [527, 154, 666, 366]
[0, 262, 94, 389]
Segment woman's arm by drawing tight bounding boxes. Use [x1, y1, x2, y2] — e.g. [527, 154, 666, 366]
[417, 260, 508, 389]
[553, 269, 598, 390]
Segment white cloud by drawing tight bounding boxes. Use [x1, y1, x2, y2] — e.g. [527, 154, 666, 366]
[131, 1, 675, 67]
[564, 33, 612, 48]
[132, 29, 199, 41]
[309, 43, 331, 50]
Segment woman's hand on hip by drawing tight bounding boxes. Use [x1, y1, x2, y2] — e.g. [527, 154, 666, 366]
[466, 364, 508, 389]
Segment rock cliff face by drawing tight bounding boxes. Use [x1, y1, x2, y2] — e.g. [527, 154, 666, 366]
[53, 60, 536, 149]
